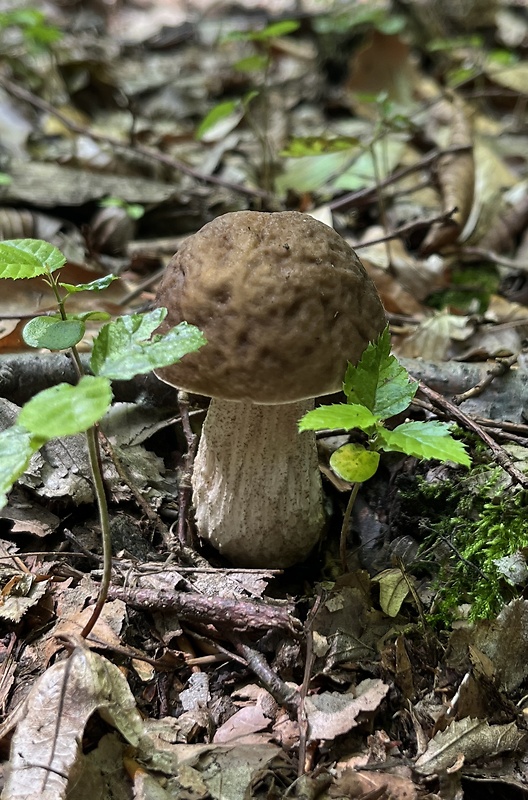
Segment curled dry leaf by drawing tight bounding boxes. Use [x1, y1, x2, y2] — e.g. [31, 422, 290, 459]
[480, 191, 528, 253]
[421, 99, 475, 255]
[4, 647, 143, 800]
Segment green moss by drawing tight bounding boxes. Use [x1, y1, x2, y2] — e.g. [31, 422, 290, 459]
[427, 263, 499, 314]
[399, 465, 528, 624]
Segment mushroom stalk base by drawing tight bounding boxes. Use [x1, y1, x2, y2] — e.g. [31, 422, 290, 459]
[192, 399, 324, 568]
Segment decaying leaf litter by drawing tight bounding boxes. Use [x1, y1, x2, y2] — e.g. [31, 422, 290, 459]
[0, 0, 528, 796]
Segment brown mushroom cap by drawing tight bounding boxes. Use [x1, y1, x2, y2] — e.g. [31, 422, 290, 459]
[155, 211, 386, 403]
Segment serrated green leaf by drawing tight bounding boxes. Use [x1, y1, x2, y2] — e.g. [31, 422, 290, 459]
[298, 403, 378, 433]
[330, 444, 380, 483]
[18, 376, 113, 440]
[90, 310, 206, 381]
[377, 421, 471, 466]
[59, 275, 118, 293]
[0, 239, 66, 279]
[373, 568, 410, 617]
[0, 426, 40, 510]
[22, 317, 85, 350]
[343, 326, 417, 419]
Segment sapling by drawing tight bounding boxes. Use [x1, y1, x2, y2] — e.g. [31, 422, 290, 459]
[0, 239, 205, 636]
[298, 326, 470, 571]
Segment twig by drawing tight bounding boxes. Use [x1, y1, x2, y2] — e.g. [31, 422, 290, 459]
[329, 145, 471, 212]
[117, 266, 166, 306]
[230, 635, 300, 717]
[97, 429, 172, 548]
[454, 246, 528, 271]
[297, 590, 324, 776]
[0, 75, 271, 201]
[417, 380, 528, 489]
[452, 354, 519, 405]
[471, 417, 528, 437]
[355, 207, 458, 249]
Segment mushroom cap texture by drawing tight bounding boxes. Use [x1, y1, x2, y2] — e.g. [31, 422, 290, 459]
[155, 211, 386, 403]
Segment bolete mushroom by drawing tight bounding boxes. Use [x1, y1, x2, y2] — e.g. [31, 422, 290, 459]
[154, 211, 386, 567]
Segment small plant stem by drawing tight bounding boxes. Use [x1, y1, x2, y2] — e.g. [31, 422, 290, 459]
[369, 141, 392, 268]
[45, 270, 113, 637]
[81, 424, 113, 638]
[340, 482, 361, 573]
[177, 390, 198, 546]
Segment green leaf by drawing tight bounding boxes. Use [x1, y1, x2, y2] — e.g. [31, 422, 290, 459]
[373, 568, 410, 617]
[0, 239, 66, 279]
[242, 89, 259, 107]
[334, 138, 405, 192]
[196, 100, 242, 140]
[68, 311, 111, 322]
[280, 136, 360, 158]
[99, 198, 145, 220]
[298, 403, 377, 433]
[275, 149, 357, 194]
[18, 376, 113, 440]
[234, 54, 268, 72]
[60, 275, 119, 293]
[377, 421, 471, 466]
[343, 326, 417, 419]
[228, 19, 300, 41]
[90, 309, 206, 381]
[252, 19, 300, 39]
[22, 317, 85, 351]
[330, 444, 380, 483]
[0, 426, 40, 510]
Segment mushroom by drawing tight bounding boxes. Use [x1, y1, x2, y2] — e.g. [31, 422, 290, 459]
[154, 211, 386, 567]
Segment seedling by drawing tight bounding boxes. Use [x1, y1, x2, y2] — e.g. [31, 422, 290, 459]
[0, 239, 206, 636]
[196, 20, 300, 193]
[0, 8, 62, 53]
[99, 196, 145, 221]
[299, 326, 470, 570]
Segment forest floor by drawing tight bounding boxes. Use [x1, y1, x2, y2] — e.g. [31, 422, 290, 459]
[1, 0, 528, 798]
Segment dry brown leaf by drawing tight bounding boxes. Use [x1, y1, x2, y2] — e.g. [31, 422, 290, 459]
[421, 99, 475, 254]
[362, 260, 425, 315]
[3, 647, 143, 800]
[414, 717, 524, 776]
[480, 192, 528, 252]
[334, 768, 417, 800]
[305, 679, 389, 742]
[214, 685, 276, 744]
[398, 313, 474, 361]
[346, 30, 417, 111]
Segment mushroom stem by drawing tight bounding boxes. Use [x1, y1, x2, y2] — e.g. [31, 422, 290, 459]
[192, 399, 324, 568]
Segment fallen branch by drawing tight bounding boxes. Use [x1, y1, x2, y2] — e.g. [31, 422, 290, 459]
[107, 584, 301, 634]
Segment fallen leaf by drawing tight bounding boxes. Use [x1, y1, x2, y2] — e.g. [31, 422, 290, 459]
[414, 717, 524, 776]
[305, 679, 389, 741]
